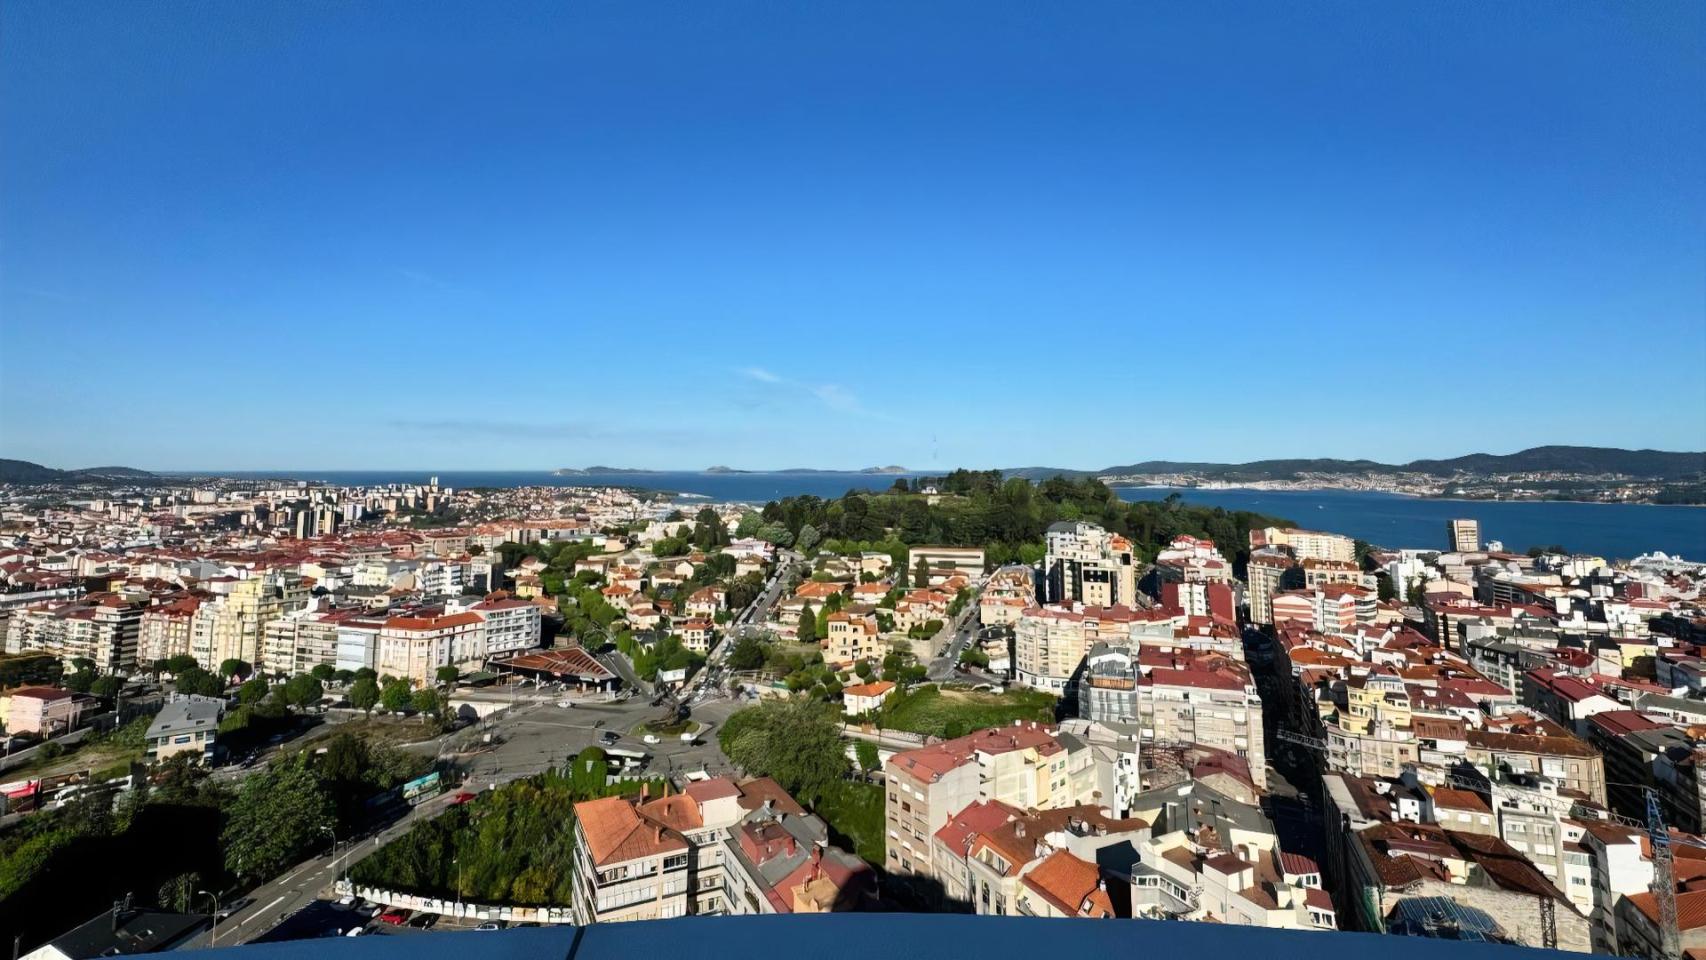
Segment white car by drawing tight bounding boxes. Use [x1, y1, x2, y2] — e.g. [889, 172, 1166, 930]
[642, 734, 661, 745]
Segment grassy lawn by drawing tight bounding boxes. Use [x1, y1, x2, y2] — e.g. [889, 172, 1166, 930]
[811, 780, 885, 866]
[877, 684, 1057, 738]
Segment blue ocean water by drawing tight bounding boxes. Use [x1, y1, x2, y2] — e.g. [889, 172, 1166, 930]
[214, 470, 918, 503]
[1114, 486, 1706, 560]
[207, 470, 1703, 560]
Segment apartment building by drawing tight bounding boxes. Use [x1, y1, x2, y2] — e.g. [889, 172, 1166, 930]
[1138, 651, 1267, 789]
[980, 565, 1037, 626]
[469, 596, 542, 659]
[1301, 558, 1362, 590]
[1449, 518, 1481, 553]
[907, 545, 985, 583]
[1042, 522, 1136, 607]
[931, 801, 1149, 917]
[884, 723, 1097, 881]
[822, 612, 882, 667]
[1246, 549, 1298, 625]
[1252, 527, 1356, 564]
[189, 572, 310, 671]
[1013, 604, 1173, 693]
[0, 686, 85, 735]
[1153, 535, 1232, 585]
[3, 593, 143, 674]
[137, 596, 200, 665]
[571, 778, 873, 924]
[374, 610, 484, 686]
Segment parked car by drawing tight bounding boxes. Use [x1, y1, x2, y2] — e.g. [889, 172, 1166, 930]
[599, 731, 619, 746]
[449, 791, 477, 806]
[642, 734, 660, 745]
[475, 921, 503, 931]
[335, 895, 360, 910]
[377, 911, 409, 926]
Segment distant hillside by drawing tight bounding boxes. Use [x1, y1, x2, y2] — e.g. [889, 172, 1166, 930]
[1014, 446, 1705, 483]
[1404, 446, 1705, 480]
[0, 459, 155, 484]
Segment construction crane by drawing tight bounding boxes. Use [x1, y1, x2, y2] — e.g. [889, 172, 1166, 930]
[1647, 787, 1684, 960]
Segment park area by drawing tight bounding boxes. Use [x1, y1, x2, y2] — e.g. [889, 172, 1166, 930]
[875, 684, 1057, 739]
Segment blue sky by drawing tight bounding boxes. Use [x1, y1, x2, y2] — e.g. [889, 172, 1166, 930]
[2, 1, 1702, 472]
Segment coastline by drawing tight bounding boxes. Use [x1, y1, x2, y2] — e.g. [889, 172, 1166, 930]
[1103, 481, 1701, 508]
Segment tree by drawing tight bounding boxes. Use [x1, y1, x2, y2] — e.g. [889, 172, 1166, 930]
[411, 687, 443, 717]
[855, 740, 880, 774]
[797, 606, 817, 644]
[380, 678, 413, 714]
[222, 756, 335, 880]
[1406, 577, 1427, 606]
[1374, 572, 1397, 602]
[914, 556, 932, 588]
[796, 523, 821, 555]
[164, 654, 199, 676]
[238, 677, 270, 705]
[349, 677, 380, 715]
[156, 872, 202, 913]
[719, 700, 847, 801]
[64, 669, 96, 693]
[174, 667, 225, 698]
[90, 675, 123, 699]
[728, 636, 767, 671]
[436, 665, 461, 686]
[219, 659, 253, 682]
[311, 664, 337, 683]
[570, 746, 609, 795]
[284, 674, 324, 711]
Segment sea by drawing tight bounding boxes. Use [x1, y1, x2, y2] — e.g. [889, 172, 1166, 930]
[215, 470, 920, 504]
[208, 470, 1704, 561]
[1113, 486, 1706, 561]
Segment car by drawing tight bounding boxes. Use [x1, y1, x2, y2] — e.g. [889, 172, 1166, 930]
[335, 895, 360, 910]
[600, 731, 619, 746]
[449, 791, 477, 806]
[344, 927, 365, 937]
[474, 922, 503, 931]
[377, 911, 409, 926]
[556, 699, 574, 709]
[642, 734, 660, 745]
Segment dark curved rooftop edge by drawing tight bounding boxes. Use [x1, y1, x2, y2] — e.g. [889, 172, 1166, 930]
[205, 914, 1577, 960]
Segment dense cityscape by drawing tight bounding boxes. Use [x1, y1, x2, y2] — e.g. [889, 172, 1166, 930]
[4, 1, 1702, 959]
[0, 468, 1701, 957]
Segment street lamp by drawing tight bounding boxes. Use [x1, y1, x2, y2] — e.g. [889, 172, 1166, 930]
[323, 825, 341, 885]
[198, 889, 220, 947]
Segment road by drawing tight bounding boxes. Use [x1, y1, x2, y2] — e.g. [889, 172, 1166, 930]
[192, 787, 466, 947]
[927, 596, 987, 680]
[219, 548, 801, 945]
[688, 549, 798, 703]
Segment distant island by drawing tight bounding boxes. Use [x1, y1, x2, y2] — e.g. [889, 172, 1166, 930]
[550, 466, 659, 477]
[1006, 446, 1706, 505]
[0, 459, 156, 484]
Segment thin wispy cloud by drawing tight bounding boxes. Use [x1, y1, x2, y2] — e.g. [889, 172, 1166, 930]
[734, 366, 890, 420]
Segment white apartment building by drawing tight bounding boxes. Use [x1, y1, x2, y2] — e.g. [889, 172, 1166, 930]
[1042, 521, 1137, 607]
[884, 723, 1098, 881]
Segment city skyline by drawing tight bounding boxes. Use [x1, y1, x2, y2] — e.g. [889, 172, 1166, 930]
[3, 1, 1704, 471]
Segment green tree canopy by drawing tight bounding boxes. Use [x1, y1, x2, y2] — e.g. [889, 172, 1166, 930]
[222, 755, 335, 880]
[719, 700, 847, 802]
[349, 676, 380, 714]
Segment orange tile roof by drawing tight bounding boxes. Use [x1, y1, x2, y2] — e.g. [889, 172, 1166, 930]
[574, 795, 689, 868]
[1022, 850, 1114, 918]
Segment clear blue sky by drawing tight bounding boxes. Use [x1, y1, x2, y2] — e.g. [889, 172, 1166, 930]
[3, 1, 1702, 472]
